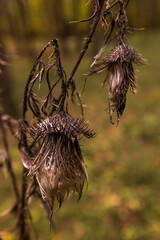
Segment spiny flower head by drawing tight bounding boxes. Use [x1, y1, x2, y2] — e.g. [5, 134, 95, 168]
[31, 111, 94, 139]
[19, 111, 95, 212]
[87, 43, 144, 125]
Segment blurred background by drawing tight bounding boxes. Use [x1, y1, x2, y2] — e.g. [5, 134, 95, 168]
[0, 0, 160, 239]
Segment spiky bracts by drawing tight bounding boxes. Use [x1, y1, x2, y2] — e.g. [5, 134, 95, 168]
[19, 111, 95, 211]
[87, 43, 144, 125]
[31, 111, 94, 139]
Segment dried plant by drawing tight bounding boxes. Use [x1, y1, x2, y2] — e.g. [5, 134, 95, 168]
[0, 0, 144, 239]
[18, 39, 95, 220]
[19, 111, 95, 212]
[87, 0, 144, 125]
[87, 43, 144, 124]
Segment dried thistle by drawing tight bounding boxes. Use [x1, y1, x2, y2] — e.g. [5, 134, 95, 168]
[19, 111, 95, 212]
[85, 0, 145, 125]
[87, 43, 144, 125]
[18, 39, 95, 215]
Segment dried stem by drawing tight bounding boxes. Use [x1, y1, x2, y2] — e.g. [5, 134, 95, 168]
[0, 114, 20, 202]
[0, 115, 30, 239]
[125, 0, 131, 8]
[67, 0, 121, 87]
[66, 0, 105, 86]
[18, 167, 30, 240]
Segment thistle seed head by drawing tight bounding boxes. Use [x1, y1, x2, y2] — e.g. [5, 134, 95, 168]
[87, 43, 144, 125]
[19, 111, 95, 212]
[35, 134, 87, 209]
[106, 44, 143, 65]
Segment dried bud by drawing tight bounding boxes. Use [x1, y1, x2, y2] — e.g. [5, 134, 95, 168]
[19, 111, 95, 212]
[87, 43, 144, 125]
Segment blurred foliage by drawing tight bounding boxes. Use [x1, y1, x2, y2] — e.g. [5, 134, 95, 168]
[0, 0, 160, 42]
[0, 1, 160, 240]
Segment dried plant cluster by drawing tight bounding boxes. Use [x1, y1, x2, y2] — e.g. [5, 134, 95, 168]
[0, 0, 144, 239]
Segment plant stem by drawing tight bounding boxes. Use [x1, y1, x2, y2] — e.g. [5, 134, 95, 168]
[67, 0, 105, 86]
[19, 167, 30, 240]
[0, 115, 20, 201]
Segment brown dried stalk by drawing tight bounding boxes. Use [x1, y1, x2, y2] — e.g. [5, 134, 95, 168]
[0, 114, 31, 239]
[0, 114, 20, 203]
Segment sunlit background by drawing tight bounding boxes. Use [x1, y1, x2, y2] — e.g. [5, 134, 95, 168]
[0, 0, 160, 239]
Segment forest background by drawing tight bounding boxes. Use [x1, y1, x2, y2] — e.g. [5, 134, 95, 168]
[0, 0, 160, 239]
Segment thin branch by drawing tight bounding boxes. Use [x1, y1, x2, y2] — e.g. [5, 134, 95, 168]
[0, 114, 20, 201]
[125, 0, 130, 8]
[18, 167, 30, 240]
[90, 11, 115, 67]
[66, 0, 105, 87]
[69, 9, 97, 23]
[103, 0, 119, 15]
[67, 0, 119, 87]
[14, 130, 30, 238]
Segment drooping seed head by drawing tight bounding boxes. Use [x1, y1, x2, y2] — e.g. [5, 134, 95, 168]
[87, 43, 144, 124]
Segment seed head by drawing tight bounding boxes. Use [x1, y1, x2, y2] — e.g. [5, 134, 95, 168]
[87, 43, 144, 125]
[19, 111, 95, 212]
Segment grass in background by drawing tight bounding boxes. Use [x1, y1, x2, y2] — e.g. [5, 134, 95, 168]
[0, 29, 160, 240]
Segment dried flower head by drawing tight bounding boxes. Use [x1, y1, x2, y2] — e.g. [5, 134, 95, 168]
[19, 111, 95, 211]
[87, 43, 144, 125]
[18, 39, 96, 217]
